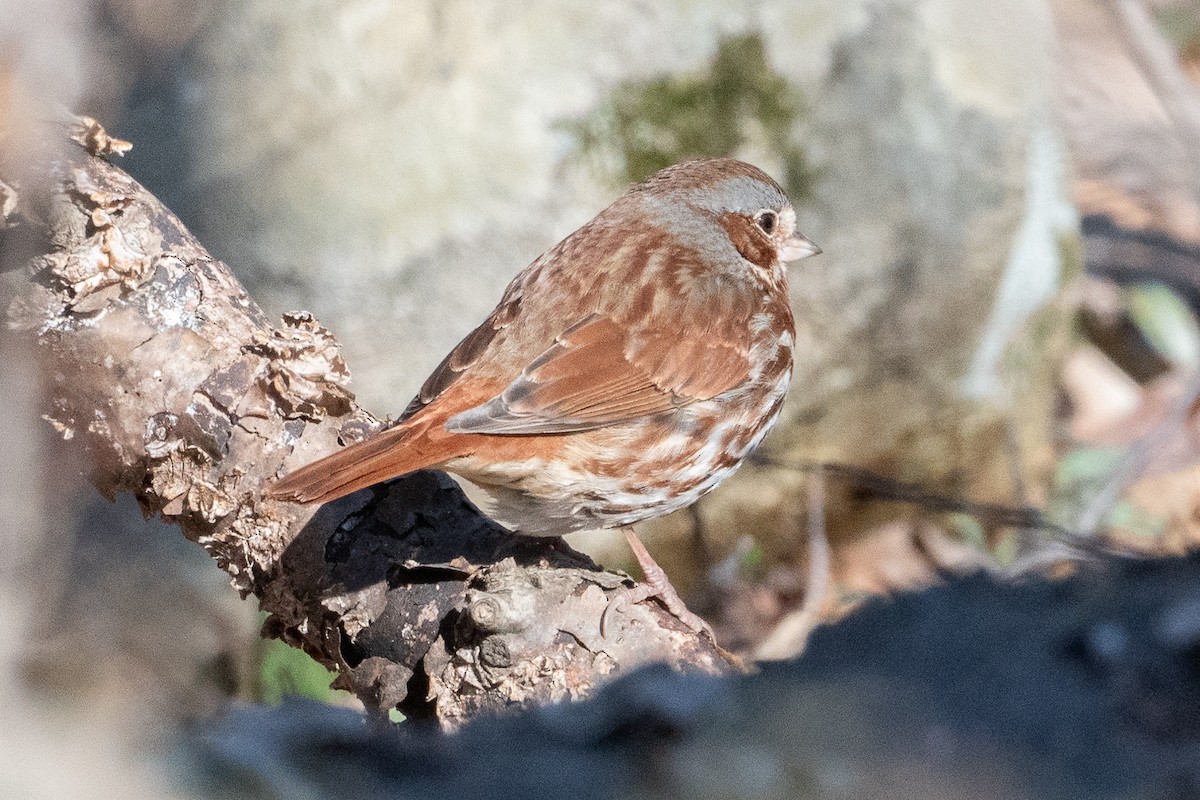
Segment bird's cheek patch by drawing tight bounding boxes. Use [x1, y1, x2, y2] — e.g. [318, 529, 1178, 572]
[718, 212, 776, 270]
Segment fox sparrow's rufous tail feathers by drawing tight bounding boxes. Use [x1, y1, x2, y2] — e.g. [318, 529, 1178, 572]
[268, 419, 443, 505]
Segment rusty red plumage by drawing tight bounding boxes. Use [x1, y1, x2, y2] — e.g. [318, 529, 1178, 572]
[268, 156, 818, 564]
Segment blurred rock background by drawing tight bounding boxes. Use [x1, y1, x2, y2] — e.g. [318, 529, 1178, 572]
[117, 0, 1079, 588]
[5, 0, 1200, 795]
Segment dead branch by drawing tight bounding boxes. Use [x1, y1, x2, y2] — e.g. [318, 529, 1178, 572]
[0, 120, 729, 727]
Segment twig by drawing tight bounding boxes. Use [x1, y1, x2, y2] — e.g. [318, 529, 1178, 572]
[1112, 0, 1200, 166]
[1074, 368, 1200, 537]
[754, 466, 831, 661]
[746, 453, 1054, 531]
[745, 455, 1110, 558]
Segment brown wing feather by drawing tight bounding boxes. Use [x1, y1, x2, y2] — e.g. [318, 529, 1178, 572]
[399, 286, 523, 421]
[445, 310, 752, 435]
[268, 187, 773, 504]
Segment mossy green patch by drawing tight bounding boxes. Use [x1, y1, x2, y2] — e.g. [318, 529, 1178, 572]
[568, 33, 814, 197]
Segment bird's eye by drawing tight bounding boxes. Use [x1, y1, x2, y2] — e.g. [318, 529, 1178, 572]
[756, 210, 777, 234]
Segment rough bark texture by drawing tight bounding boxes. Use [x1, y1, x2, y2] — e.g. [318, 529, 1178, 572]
[0, 121, 729, 726]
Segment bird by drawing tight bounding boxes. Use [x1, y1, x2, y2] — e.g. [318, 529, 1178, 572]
[267, 158, 820, 635]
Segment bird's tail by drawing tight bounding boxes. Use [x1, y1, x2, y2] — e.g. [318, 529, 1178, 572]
[265, 418, 446, 505]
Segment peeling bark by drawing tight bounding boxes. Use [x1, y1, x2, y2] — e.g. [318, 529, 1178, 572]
[0, 122, 730, 724]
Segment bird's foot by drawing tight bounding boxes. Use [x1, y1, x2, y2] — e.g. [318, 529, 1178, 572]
[601, 526, 713, 640]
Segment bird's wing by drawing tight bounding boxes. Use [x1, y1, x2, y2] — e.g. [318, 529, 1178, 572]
[398, 290, 523, 422]
[444, 313, 751, 435]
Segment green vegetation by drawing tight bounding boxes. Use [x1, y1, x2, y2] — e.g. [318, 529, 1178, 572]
[568, 33, 814, 196]
[257, 636, 344, 706]
[1048, 446, 1166, 540]
[1156, 4, 1200, 48]
[1128, 282, 1200, 367]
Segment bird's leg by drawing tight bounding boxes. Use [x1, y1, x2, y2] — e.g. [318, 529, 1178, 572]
[601, 526, 713, 640]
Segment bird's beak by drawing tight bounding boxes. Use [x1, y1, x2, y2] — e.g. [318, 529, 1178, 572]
[777, 232, 821, 263]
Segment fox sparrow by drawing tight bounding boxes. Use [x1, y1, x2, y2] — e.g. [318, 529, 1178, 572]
[268, 158, 819, 634]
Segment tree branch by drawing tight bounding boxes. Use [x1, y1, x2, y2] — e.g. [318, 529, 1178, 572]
[0, 120, 730, 726]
